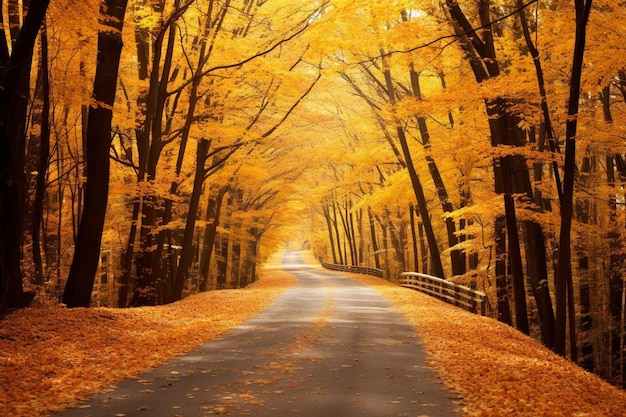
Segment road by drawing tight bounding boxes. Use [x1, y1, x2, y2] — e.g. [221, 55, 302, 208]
[54, 251, 461, 416]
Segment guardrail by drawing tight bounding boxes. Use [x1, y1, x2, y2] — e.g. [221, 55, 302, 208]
[320, 260, 383, 278]
[398, 272, 487, 316]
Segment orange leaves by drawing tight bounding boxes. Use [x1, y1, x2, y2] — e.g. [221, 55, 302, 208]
[0, 270, 297, 417]
[351, 274, 626, 417]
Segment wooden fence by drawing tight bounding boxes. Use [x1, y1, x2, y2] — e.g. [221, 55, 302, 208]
[398, 272, 487, 316]
[320, 260, 383, 278]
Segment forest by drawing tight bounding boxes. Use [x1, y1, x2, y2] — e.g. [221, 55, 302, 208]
[0, 0, 623, 388]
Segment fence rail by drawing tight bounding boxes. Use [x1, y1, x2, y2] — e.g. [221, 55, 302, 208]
[320, 261, 383, 278]
[398, 272, 487, 316]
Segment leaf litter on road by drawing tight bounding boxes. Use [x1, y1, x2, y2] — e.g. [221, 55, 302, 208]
[0, 270, 297, 416]
[349, 273, 626, 417]
[4, 252, 626, 417]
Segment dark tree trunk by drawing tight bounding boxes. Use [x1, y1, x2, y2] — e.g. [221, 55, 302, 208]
[348, 201, 358, 265]
[199, 186, 228, 292]
[118, 196, 141, 307]
[172, 139, 210, 302]
[323, 201, 338, 264]
[517, 0, 563, 201]
[554, 0, 592, 358]
[446, 0, 555, 344]
[356, 208, 364, 265]
[495, 215, 512, 325]
[525, 221, 555, 348]
[32, 20, 50, 287]
[0, 0, 49, 311]
[388, 214, 406, 272]
[337, 200, 350, 264]
[409, 67, 465, 276]
[578, 256, 594, 372]
[418, 219, 428, 275]
[331, 200, 344, 265]
[131, 2, 177, 306]
[367, 206, 380, 269]
[504, 193, 529, 334]
[409, 204, 419, 272]
[381, 59, 444, 278]
[62, 0, 129, 308]
[601, 89, 625, 384]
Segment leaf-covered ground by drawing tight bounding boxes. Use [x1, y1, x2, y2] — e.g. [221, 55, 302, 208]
[0, 269, 298, 417]
[350, 273, 626, 417]
[2, 253, 625, 417]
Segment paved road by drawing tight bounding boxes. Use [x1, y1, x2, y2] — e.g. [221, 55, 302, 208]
[55, 252, 461, 416]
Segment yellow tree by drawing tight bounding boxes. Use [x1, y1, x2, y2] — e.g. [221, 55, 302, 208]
[62, 0, 130, 307]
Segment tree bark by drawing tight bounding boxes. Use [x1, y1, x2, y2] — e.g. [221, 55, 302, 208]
[31, 20, 50, 287]
[331, 200, 344, 265]
[323, 201, 338, 264]
[367, 206, 380, 269]
[495, 215, 512, 325]
[409, 204, 419, 272]
[172, 139, 210, 302]
[62, 0, 129, 308]
[199, 185, 228, 292]
[0, 0, 49, 311]
[445, 0, 555, 343]
[409, 67, 465, 276]
[381, 57, 444, 278]
[554, 0, 592, 357]
[118, 196, 141, 307]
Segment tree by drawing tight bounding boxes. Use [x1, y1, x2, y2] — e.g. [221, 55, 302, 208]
[443, 0, 553, 338]
[0, 0, 50, 311]
[62, 0, 129, 307]
[553, 0, 593, 357]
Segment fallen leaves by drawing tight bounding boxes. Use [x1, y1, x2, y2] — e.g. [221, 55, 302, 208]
[0, 270, 297, 417]
[350, 273, 626, 417]
[5, 254, 625, 417]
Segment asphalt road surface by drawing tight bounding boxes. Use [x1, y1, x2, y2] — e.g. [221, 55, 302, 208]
[54, 251, 461, 416]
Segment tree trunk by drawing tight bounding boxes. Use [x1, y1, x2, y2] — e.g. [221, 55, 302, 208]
[504, 193, 529, 334]
[409, 67, 465, 276]
[0, 0, 49, 311]
[323, 201, 338, 264]
[331, 200, 344, 265]
[601, 88, 625, 384]
[446, 0, 554, 345]
[348, 201, 358, 265]
[381, 58, 444, 278]
[118, 196, 141, 307]
[199, 186, 228, 292]
[367, 206, 380, 269]
[131, 3, 178, 306]
[172, 139, 210, 302]
[495, 215, 512, 325]
[554, 0, 592, 357]
[62, 0, 129, 308]
[31, 20, 50, 287]
[409, 204, 419, 272]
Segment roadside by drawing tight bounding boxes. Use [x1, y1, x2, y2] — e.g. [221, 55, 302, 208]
[54, 252, 460, 417]
[0, 264, 297, 416]
[350, 273, 626, 417]
[2, 250, 625, 417]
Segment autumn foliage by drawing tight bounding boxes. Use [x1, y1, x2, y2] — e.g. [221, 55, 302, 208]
[0, 0, 624, 393]
[0, 269, 298, 416]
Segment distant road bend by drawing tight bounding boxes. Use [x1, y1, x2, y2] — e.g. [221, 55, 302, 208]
[55, 251, 461, 416]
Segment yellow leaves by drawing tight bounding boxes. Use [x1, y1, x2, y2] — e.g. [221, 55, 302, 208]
[132, 4, 163, 31]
